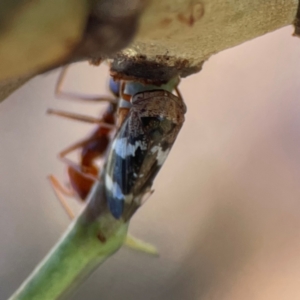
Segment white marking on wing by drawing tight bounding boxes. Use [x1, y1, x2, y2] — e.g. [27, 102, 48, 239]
[105, 174, 123, 201]
[151, 145, 171, 166]
[114, 137, 147, 159]
[105, 174, 133, 204]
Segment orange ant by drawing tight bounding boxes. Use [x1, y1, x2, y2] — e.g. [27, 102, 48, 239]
[47, 64, 157, 254]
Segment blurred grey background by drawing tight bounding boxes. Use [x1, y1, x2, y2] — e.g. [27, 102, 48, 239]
[1, 26, 300, 300]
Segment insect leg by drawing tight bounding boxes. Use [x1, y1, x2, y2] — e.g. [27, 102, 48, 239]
[174, 86, 184, 102]
[116, 107, 130, 128]
[120, 81, 131, 102]
[56, 66, 117, 103]
[47, 109, 116, 129]
[124, 234, 159, 256]
[58, 136, 100, 158]
[116, 80, 131, 126]
[48, 175, 75, 219]
[59, 156, 100, 183]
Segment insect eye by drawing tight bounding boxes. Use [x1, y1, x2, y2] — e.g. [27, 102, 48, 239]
[109, 78, 120, 97]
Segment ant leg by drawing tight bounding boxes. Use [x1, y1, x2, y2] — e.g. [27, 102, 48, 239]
[48, 175, 75, 219]
[174, 86, 184, 102]
[48, 175, 74, 197]
[124, 234, 159, 256]
[174, 84, 187, 112]
[116, 81, 131, 126]
[58, 136, 99, 158]
[117, 107, 130, 128]
[55, 66, 116, 103]
[47, 109, 116, 129]
[120, 81, 131, 102]
[59, 156, 100, 183]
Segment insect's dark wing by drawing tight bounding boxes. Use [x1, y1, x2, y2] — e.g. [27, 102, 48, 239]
[105, 118, 148, 218]
[105, 111, 181, 219]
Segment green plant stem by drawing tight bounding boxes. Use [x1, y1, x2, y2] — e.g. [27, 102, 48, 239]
[9, 183, 128, 300]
